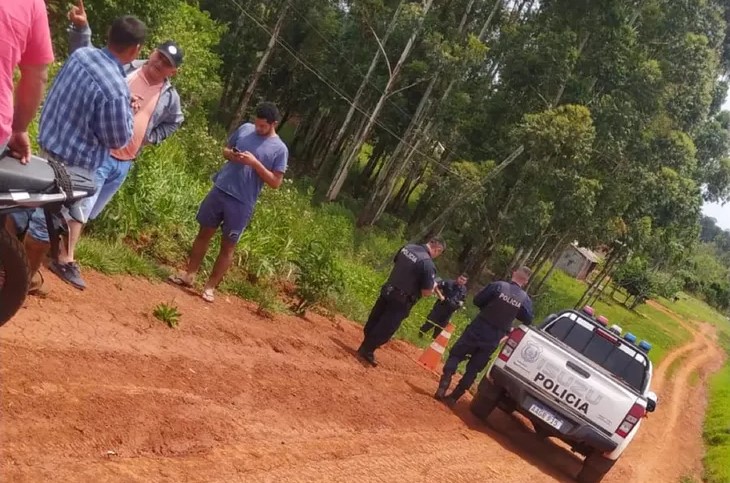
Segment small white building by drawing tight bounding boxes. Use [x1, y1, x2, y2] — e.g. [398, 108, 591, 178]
[555, 244, 602, 281]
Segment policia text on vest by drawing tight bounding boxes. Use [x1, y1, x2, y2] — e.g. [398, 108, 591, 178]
[434, 267, 534, 406]
[356, 239, 445, 367]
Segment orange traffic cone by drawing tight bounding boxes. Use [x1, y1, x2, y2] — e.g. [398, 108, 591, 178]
[418, 323, 455, 373]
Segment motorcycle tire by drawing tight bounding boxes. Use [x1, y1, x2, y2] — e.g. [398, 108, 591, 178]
[0, 227, 30, 326]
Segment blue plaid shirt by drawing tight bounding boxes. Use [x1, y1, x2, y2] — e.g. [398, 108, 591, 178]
[39, 47, 132, 171]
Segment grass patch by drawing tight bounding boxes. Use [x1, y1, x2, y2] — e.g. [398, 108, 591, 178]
[77, 238, 168, 279]
[153, 302, 181, 328]
[666, 353, 690, 380]
[658, 294, 729, 328]
[689, 370, 700, 388]
[220, 276, 286, 318]
[703, 363, 730, 483]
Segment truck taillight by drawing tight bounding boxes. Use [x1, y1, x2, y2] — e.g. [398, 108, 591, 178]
[498, 328, 526, 362]
[615, 402, 646, 438]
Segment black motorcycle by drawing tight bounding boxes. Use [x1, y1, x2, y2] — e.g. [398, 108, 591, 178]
[0, 148, 95, 325]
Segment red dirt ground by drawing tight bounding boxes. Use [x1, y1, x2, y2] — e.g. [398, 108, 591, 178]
[0, 272, 723, 482]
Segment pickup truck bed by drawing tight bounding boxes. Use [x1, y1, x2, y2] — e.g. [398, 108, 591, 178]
[470, 309, 657, 483]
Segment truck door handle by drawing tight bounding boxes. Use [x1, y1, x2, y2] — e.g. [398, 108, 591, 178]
[566, 361, 590, 379]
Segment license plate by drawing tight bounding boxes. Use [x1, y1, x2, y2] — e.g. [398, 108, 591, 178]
[528, 403, 564, 430]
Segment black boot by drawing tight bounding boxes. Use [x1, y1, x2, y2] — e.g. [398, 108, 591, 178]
[444, 384, 468, 408]
[434, 372, 453, 400]
[357, 344, 378, 367]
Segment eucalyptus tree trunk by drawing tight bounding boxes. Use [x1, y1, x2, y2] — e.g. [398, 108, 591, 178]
[228, 0, 292, 133]
[325, 0, 420, 201]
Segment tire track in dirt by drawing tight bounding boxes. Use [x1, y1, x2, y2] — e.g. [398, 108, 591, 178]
[0, 273, 724, 482]
[610, 302, 725, 482]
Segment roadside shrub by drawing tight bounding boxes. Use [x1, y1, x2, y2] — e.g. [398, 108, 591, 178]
[291, 241, 345, 315]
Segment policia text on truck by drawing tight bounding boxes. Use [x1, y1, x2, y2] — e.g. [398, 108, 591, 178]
[469, 307, 658, 483]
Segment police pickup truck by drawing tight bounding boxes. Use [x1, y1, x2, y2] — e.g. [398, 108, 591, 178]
[470, 307, 658, 483]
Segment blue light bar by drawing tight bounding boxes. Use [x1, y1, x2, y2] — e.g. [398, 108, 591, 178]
[638, 340, 652, 353]
[624, 332, 637, 343]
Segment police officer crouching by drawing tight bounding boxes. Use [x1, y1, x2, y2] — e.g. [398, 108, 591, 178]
[435, 266, 534, 406]
[419, 274, 468, 339]
[357, 238, 446, 367]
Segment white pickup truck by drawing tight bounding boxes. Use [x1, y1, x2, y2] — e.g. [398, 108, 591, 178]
[470, 307, 658, 483]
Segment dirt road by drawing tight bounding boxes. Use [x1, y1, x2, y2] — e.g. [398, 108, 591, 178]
[0, 274, 724, 482]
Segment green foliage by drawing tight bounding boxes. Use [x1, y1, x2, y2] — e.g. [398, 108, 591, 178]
[703, 364, 730, 483]
[76, 238, 166, 279]
[653, 272, 682, 300]
[145, 2, 227, 112]
[291, 241, 345, 315]
[221, 276, 284, 318]
[153, 302, 181, 328]
[613, 257, 656, 302]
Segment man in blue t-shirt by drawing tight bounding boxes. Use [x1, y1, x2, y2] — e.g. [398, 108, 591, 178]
[169, 102, 288, 303]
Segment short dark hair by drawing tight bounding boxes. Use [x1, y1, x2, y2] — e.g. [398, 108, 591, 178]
[108, 16, 147, 50]
[256, 102, 281, 124]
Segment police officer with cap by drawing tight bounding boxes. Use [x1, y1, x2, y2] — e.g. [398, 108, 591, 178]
[435, 266, 534, 406]
[357, 237, 446, 366]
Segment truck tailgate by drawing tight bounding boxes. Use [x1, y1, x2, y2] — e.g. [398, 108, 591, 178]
[503, 329, 638, 435]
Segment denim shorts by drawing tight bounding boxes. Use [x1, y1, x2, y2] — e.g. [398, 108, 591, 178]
[196, 187, 252, 244]
[11, 165, 95, 243]
[85, 154, 133, 221]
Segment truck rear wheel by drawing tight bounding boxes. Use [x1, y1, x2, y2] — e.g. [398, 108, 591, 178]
[577, 452, 617, 483]
[470, 378, 504, 421]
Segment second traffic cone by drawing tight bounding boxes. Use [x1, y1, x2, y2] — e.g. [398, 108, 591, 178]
[418, 322, 455, 372]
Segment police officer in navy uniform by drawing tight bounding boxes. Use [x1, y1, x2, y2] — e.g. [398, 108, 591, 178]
[435, 266, 534, 406]
[419, 274, 468, 339]
[357, 238, 446, 367]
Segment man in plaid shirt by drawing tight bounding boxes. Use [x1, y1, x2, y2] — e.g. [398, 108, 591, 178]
[16, 15, 147, 292]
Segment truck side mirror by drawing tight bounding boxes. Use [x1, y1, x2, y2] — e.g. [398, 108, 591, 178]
[646, 391, 658, 413]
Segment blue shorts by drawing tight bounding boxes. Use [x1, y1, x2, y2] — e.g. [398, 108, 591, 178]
[196, 187, 252, 244]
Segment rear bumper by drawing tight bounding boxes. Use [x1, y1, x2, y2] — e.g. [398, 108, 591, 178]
[487, 365, 618, 453]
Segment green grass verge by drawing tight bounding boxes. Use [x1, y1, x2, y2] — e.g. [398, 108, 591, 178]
[703, 364, 730, 483]
[658, 294, 729, 328]
[76, 237, 168, 280]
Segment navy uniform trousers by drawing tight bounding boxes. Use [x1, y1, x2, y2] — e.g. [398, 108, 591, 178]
[362, 287, 412, 353]
[442, 324, 503, 396]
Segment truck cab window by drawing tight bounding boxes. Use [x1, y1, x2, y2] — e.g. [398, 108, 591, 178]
[544, 314, 649, 392]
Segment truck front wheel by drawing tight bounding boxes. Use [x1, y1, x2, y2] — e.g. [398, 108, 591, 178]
[577, 452, 617, 483]
[470, 378, 504, 421]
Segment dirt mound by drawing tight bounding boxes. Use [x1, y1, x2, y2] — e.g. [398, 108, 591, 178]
[0, 273, 722, 482]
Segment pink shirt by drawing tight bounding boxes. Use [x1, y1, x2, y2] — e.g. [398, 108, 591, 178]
[111, 69, 164, 161]
[0, 0, 54, 144]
